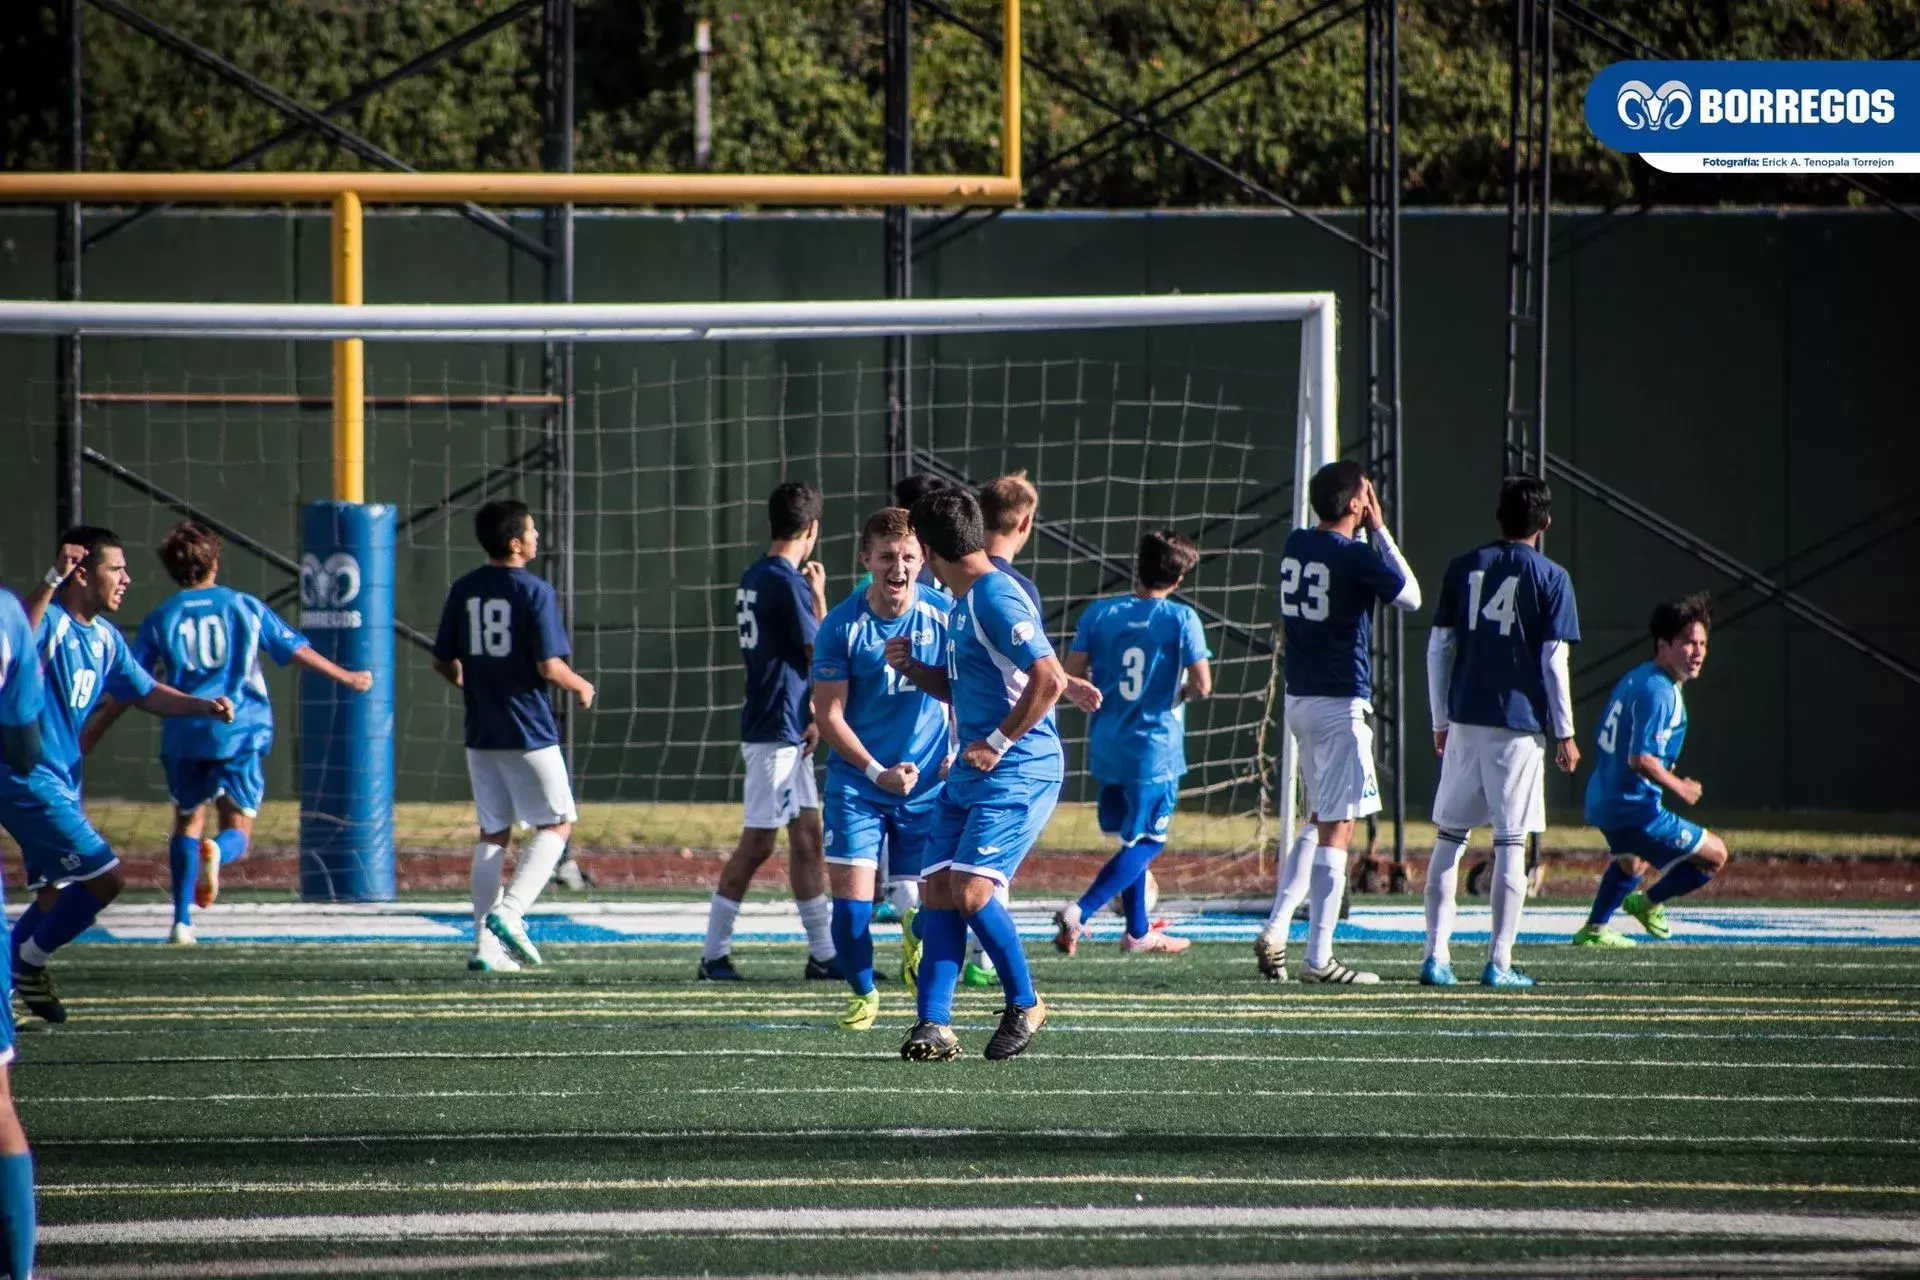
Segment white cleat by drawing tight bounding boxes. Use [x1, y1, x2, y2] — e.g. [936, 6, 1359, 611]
[168, 922, 197, 946]
[485, 906, 543, 966]
[468, 934, 522, 973]
[1301, 959, 1381, 985]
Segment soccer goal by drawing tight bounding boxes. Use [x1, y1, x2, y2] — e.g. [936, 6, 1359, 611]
[0, 293, 1338, 899]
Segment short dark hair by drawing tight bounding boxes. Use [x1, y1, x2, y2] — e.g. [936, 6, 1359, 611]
[158, 520, 222, 587]
[1308, 461, 1367, 524]
[1136, 529, 1200, 591]
[909, 487, 986, 562]
[892, 474, 947, 510]
[59, 525, 123, 572]
[978, 471, 1039, 537]
[475, 500, 533, 560]
[768, 481, 823, 541]
[861, 506, 915, 552]
[1650, 592, 1713, 646]
[1497, 475, 1553, 540]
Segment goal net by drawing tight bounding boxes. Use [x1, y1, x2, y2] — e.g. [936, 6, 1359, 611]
[0, 294, 1337, 898]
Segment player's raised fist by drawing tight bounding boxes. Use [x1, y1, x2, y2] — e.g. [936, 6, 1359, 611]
[961, 739, 1002, 772]
[51, 543, 87, 582]
[1672, 776, 1703, 806]
[346, 670, 375, 694]
[206, 696, 237, 724]
[883, 636, 915, 673]
[877, 761, 919, 796]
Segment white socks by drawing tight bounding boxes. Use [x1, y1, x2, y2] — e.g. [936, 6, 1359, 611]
[1263, 824, 1317, 936]
[1424, 831, 1467, 964]
[1490, 839, 1528, 971]
[1306, 845, 1348, 969]
[884, 878, 921, 915]
[502, 828, 569, 916]
[471, 841, 507, 929]
[704, 893, 742, 962]
[796, 893, 836, 962]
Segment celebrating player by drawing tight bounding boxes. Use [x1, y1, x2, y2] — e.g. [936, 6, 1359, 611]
[2, 529, 234, 1023]
[1574, 593, 1726, 947]
[699, 481, 839, 982]
[431, 501, 595, 973]
[82, 520, 374, 944]
[1054, 529, 1212, 956]
[889, 486, 1068, 1061]
[0, 587, 43, 1279]
[1421, 477, 1580, 989]
[1253, 463, 1420, 984]
[812, 507, 952, 1029]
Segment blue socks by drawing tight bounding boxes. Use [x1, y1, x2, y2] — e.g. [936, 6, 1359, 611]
[829, 898, 876, 997]
[20, 884, 107, 964]
[1119, 872, 1151, 939]
[916, 907, 967, 1025]
[1076, 839, 1164, 937]
[0, 1152, 31, 1280]
[169, 835, 199, 926]
[1648, 860, 1713, 905]
[965, 894, 1037, 1009]
[1587, 862, 1643, 927]
[215, 828, 249, 865]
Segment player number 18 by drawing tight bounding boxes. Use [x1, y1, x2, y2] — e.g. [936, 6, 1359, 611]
[465, 597, 513, 658]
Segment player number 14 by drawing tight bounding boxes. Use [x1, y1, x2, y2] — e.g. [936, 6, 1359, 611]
[1464, 571, 1519, 636]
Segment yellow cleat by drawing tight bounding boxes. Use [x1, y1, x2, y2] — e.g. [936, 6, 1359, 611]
[839, 989, 880, 1031]
[899, 907, 920, 996]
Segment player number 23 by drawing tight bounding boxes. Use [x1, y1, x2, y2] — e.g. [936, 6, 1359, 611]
[465, 598, 513, 658]
[1277, 557, 1330, 622]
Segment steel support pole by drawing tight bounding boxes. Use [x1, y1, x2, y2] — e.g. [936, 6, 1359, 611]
[55, 0, 84, 534]
[884, 0, 913, 486]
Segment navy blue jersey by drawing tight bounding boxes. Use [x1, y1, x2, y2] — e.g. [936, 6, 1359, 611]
[432, 565, 570, 750]
[36, 602, 155, 788]
[1278, 528, 1407, 700]
[987, 555, 1043, 613]
[1432, 542, 1580, 735]
[736, 555, 818, 745]
[133, 586, 309, 760]
[1071, 594, 1210, 785]
[1586, 661, 1688, 829]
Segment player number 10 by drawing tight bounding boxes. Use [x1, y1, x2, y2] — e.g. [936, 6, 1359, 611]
[1464, 570, 1519, 636]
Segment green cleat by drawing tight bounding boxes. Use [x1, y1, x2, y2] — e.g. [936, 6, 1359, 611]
[1570, 922, 1637, 948]
[839, 989, 880, 1031]
[1623, 890, 1672, 940]
[899, 907, 920, 996]
[961, 960, 997, 989]
[485, 907, 543, 967]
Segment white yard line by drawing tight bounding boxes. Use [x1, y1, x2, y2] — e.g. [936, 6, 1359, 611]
[48, 1252, 602, 1280]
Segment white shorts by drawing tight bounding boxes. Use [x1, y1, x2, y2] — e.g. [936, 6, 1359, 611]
[467, 745, 578, 834]
[741, 741, 821, 830]
[1285, 694, 1382, 822]
[1432, 723, 1546, 836]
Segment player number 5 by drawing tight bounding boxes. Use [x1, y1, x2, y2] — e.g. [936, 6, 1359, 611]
[1278, 557, 1330, 622]
[1597, 699, 1623, 754]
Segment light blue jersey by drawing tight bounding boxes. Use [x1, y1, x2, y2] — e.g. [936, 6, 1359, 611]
[946, 570, 1063, 784]
[0, 593, 45, 771]
[1586, 661, 1688, 830]
[811, 583, 951, 803]
[133, 586, 308, 762]
[34, 602, 154, 790]
[1070, 594, 1210, 785]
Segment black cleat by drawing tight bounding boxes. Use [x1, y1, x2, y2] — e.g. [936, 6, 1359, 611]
[697, 955, 743, 982]
[804, 954, 844, 982]
[1253, 933, 1290, 982]
[14, 964, 67, 1024]
[984, 997, 1048, 1061]
[900, 1020, 963, 1062]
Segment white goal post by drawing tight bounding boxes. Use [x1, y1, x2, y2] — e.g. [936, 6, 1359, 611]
[1, 291, 1337, 884]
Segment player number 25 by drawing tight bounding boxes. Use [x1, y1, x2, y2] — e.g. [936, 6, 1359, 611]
[734, 589, 760, 651]
[1277, 557, 1331, 622]
[465, 598, 513, 658]
[1464, 570, 1519, 636]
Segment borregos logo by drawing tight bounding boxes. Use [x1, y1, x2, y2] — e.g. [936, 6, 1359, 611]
[1617, 79, 1692, 131]
[1697, 86, 1894, 126]
[300, 551, 364, 629]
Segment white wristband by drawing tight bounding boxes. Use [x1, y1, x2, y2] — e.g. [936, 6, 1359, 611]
[864, 759, 885, 783]
[44, 567, 67, 588]
[987, 729, 1015, 754]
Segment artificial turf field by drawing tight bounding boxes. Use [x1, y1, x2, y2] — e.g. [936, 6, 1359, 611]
[15, 918, 1920, 1279]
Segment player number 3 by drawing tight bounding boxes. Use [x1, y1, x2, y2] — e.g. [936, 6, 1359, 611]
[465, 597, 513, 658]
[1277, 557, 1331, 622]
[1117, 646, 1147, 701]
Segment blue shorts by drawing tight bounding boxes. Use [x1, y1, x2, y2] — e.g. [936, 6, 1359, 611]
[1601, 810, 1707, 872]
[0, 771, 119, 892]
[0, 947, 11, 1066]
[1097, 781, 1178, 848]
[923, 771, 1062, 888]
[822, 778, 944, 881]
[163, 750, 267, 817]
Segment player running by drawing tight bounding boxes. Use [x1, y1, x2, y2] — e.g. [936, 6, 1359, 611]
[699, 481, 839, 982]
[812, 507, 952, 1030]
[0, 586, 45, 1279]
[1421, 477, 1580, 989]
[431, 500, 595, 973]
[1054, 530, 1212, 956]
[1253, 463, 1420, 984]
[3, 529, 234, 1023]
[1574, 593, 1726, 947]
[83, 521, 374, 944]
[889, 486, 1069, 1061]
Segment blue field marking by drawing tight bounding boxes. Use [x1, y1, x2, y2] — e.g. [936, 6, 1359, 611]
[15, 900, 1919, 946]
